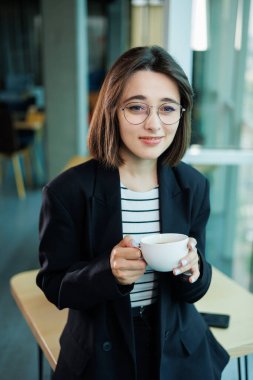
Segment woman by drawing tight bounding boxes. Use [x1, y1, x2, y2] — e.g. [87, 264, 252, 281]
[37, 46, 229, 380]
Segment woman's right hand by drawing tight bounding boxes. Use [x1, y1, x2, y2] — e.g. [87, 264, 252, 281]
[110, 235, 147, 285]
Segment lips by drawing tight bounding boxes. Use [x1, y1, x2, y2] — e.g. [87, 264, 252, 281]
[139, 136, 163, 140]
[139, 136, 164, 145]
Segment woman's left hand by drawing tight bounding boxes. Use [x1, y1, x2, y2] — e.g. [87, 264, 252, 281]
[172, 237, 200, 283]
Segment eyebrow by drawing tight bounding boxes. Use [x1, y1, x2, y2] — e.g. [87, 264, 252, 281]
[123, 95, 180, 104]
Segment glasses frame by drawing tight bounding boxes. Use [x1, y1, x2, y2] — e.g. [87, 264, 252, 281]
[121, 101, 186, 125]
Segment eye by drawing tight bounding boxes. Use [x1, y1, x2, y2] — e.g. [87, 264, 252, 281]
[160, 103, 177, 113]
[125, 103, 147, 113]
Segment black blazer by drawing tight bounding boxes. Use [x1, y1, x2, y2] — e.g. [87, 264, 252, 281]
[37, 159, 229, 380]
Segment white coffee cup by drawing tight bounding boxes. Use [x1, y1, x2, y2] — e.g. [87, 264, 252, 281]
[140, 233, 189, 272]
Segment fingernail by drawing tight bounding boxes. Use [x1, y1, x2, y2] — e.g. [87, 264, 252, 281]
[181, 259, 188, 266]
[174, 269, 181, 275]
[190, 277, 196, 283]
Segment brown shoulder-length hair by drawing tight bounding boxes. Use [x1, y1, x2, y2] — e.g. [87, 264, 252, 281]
[88, 45, 193, 168]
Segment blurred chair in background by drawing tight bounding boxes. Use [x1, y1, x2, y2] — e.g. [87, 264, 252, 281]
[63, 155, 91, 172]
[0, 102, 34, 199]
[15, 105, 46, 186]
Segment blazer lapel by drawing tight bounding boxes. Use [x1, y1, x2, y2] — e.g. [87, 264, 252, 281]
[157, 163, 188, 355]
[158, 163, 188, 234]
[90, 163, 135, 361]
[91, 163, 122, 255]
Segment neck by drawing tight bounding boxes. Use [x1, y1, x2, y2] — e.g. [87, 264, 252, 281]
[119, 158, 158, 192]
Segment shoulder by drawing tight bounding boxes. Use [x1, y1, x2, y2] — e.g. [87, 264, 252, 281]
[42, 158, 120, 211]
[47, 159, 96, 189]
[43, 159, 100, 204]
[172, 161, 208, 190]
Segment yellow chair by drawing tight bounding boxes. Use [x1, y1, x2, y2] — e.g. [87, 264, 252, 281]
[63, 155, 91, 171]
[0, 150, 32, 199]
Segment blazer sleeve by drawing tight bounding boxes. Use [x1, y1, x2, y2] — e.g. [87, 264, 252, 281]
[36, 185, 133, 311]
[169, 177, 212, 303]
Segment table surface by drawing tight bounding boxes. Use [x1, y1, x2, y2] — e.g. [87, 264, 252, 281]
[10, 270, 67, 370]
[10, 267, 253, 370]
[196, 268, 253, 358]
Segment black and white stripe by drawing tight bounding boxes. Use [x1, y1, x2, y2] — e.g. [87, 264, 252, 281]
[121, 184, 160, 307]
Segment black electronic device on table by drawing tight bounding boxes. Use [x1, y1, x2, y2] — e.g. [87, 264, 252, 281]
[200, 312, 230, 329]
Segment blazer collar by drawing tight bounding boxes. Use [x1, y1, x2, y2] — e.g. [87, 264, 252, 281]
[92, 160, 186, 240]
[158, 161, 182, 199]
[158, 162, 184, 233]
[93, 160, 182, 201]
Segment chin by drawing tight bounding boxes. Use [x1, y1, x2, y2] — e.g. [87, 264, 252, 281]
[137, 153, 163, 160]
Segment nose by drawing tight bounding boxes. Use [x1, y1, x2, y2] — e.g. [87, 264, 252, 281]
[143, 108, 161, 131]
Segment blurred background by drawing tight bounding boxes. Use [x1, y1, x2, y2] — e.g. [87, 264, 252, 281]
[0, 0, 252, 379]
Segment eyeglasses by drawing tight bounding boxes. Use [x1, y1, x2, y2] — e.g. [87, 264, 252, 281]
[121, 102, 186, 125]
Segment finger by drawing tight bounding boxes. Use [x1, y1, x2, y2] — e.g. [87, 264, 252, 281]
[173, 239, 198, 274]
[188, 237, 197, 250]
[115, 270, 146, 285]
[173, 251, 199, 275]
[117, 266, 147, 278]
[118, 235, 135, 248]
[118, 236, 142, 254]
[113, 257, 146, 271]
[188, 264, 200, 283]
[179, 249, 198, 268]
[173, 261, 200, 280]
[112, 246, 143, 260]
[112, 260, 147, 285]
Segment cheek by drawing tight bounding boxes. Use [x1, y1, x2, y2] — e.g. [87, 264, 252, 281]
[118, 117, 136, 142]
[166, 123, 179, 138]
[120, 128, 135, 147]
[118, 119, 125, 141]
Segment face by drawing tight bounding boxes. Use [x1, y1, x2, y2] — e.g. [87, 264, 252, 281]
[117, 70, 181, 164]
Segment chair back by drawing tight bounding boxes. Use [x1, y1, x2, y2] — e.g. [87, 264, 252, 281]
[0, 102, 19, 153]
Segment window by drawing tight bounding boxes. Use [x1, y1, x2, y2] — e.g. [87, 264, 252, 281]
[192, 0, 253, 290]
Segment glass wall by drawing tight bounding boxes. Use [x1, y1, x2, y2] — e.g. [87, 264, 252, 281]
[192, 0, 253, 290]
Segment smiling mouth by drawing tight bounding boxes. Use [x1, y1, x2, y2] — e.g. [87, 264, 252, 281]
[139, 136, 163, 140]
[139, 136, 164, 145]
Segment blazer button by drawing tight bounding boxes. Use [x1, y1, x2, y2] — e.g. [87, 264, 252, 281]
[102, 341, 112, 352]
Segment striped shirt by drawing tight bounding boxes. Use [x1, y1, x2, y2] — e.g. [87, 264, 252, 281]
[120, 184, 160, 308]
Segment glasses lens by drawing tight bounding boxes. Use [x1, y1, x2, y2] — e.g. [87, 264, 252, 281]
[123, 102, 149, 124]
[158, 103, 182, 125]
[122, 102, 184, 125]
